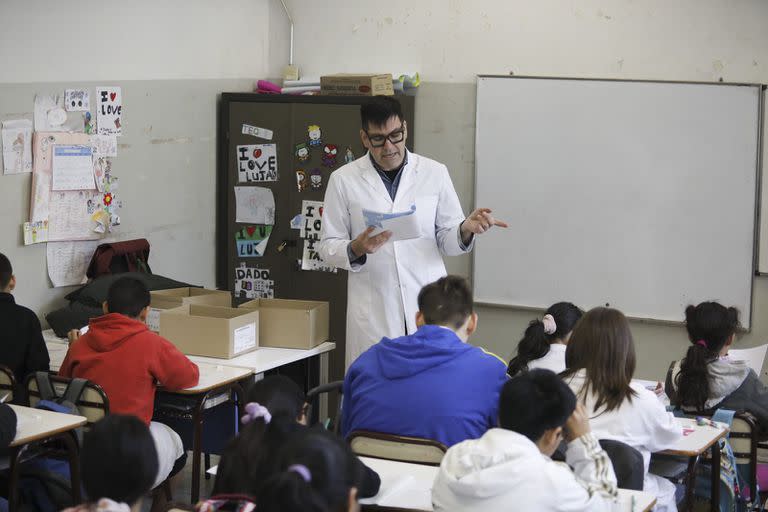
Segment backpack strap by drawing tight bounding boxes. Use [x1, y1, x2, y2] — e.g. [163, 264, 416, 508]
[34, 372, 56, 402]
[61, 378, 89, 406]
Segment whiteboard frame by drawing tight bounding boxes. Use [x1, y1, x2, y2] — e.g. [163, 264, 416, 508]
[472, 75, 764, 328]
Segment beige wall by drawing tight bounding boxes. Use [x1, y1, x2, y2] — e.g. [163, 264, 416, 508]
[286, 0, 768, 380]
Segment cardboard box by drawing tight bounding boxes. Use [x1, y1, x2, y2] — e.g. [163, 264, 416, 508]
[150, 288, 232, 309]
[238, 299, 329, 349]
[146, 305, 184, 333]
[320, 74, 394, 96]
[159, 304, 259, 359]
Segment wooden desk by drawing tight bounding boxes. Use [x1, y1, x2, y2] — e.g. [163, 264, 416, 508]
[8, 405, 87, 512]
[357, 456, 654, 512]
[661, 417, 729, 512]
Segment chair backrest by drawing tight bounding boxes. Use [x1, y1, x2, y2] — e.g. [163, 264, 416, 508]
[306, 380, 343, 434]
[25, 373, 109, 425]
[599, 439, 645, 491]
[0, 364, 16, 404]
[347, 430, 448, 466]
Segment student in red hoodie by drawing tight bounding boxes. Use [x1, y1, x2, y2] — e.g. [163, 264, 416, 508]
[60, 276, 199, 488]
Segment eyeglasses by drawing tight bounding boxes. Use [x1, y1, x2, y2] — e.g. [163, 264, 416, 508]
[365, 125, 406, 148]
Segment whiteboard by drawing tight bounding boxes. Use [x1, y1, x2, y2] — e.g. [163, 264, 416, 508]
[474, 76, 761, 327]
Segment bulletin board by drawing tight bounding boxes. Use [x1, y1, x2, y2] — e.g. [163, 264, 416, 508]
[217, 93, 416, 384]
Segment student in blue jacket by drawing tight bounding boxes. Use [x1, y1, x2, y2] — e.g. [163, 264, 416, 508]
[341, 275, 508, 447]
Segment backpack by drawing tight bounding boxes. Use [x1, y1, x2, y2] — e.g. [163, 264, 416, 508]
[86, 239, 151, 279]
[16, 373, 91, 512]
[693, 409, 761, 512]
[33, 372, 89, 417]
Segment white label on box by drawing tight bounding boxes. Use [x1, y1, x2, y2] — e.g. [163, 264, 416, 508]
[147, 308, 161, 332]
[233, 323, 257, 354]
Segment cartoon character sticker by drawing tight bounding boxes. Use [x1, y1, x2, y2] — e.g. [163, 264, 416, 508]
[296, 169, 309, 192]
[322, 144, 338, 167]
[307, 125, 322, 147]
[344, 146, 355, 164]
[295, 142, 310, 162]
[310, 168, 323, 190]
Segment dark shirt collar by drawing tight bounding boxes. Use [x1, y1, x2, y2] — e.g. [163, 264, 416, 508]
[0, 292, 14, 304]
[369, 149, 409, 177]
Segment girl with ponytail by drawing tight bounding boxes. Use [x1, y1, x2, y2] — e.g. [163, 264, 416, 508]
[507, 302, 583, 377]
[666, 302, 768, 426]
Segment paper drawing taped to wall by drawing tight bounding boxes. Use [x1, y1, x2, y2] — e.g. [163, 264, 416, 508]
[95, 87, 122, 136]
[300, 200, 336, 272]
[234, 264, 274, 299]
[237, 144, 278, 182]
[235, 225, 272, 257]
[65, 89, 90, 112]
[234, 186, 275, 224]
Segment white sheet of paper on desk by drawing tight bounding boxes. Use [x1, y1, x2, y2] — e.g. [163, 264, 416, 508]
[728, 344, 768, 375]
[233, 323, 257, 355]
[47, 240, 99, 287]
[52, 145, 95, 191]
[363, 204, 420, 241]
[1, 119, 33, 174]
[235, 186, 275, 224]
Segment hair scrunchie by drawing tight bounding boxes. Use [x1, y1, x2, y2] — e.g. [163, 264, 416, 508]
[241, 402, 272, 425]
[288, 464, 312, 483]
[542, 314, 557, 335]
[695, 339, 708, 349]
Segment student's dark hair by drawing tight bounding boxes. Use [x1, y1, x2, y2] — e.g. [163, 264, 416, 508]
[507, 302, 583, 376]
[106, 277, 151, 318]
[417, 275, 473, 329]
[0, 253, 12, 290]
[212, 415, 298, 497]
[247, 375, 306, 422]
[674, 302, 740, 410]
[499, 369, 576, 441]
[360, 96, 403, 130]
[258, 429, 356, 512]
[562, 307, 637, 412]
[81, 415, 158, 505]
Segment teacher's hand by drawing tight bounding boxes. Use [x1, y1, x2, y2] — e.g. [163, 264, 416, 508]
[461, 208, 508, 244]
[350, 226, 393, 257]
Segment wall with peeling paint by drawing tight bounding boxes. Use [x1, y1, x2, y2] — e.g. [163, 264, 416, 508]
[287, 0, 768, 380]
[0, 1, 291, 319]
[0, 0, 285, 83]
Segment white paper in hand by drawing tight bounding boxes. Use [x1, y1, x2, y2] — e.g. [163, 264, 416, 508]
[362, 204, 420, 241]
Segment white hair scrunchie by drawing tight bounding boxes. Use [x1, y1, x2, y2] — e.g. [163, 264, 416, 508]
[542, 314, 557, 335]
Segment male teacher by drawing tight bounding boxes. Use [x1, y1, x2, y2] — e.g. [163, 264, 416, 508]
[318, 96, 507, 366]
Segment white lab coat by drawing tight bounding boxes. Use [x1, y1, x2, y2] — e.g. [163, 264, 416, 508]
[318, 152, 472, 366]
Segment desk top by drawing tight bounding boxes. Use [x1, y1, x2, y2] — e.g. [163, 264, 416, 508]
[357, 456, 653, 512]
[172, 362, 252, 394]
[44, 329, 335, 375]
[188, 342, 335, 373]
[9, 404, 86, 447]
[661, 417, 729, 456]
[46, 342, 252, 394]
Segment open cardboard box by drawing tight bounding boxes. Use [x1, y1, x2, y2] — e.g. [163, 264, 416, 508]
[148, 288, 232, 333]
[159, 304, 259, 359]
[238, 299, 329, 349]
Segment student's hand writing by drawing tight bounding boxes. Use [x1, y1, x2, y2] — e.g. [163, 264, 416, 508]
[350, 226, 392, 257]
[653, 382, 664, 397]
[564, 403, 591, 442]
[67, 329, 80, 345]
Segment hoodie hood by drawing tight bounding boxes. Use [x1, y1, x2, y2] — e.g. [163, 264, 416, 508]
[436, 428, 546, 499]
[375, 324, 473, 379]
[84, 313, 149, 352]
[671, 357, 750, 409]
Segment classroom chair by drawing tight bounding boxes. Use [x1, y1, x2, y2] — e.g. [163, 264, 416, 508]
[347, 430, 448, 466]
[553, 439, 645, 491]
[306, 380, 343, 434]
[0, 365, 16, 404]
